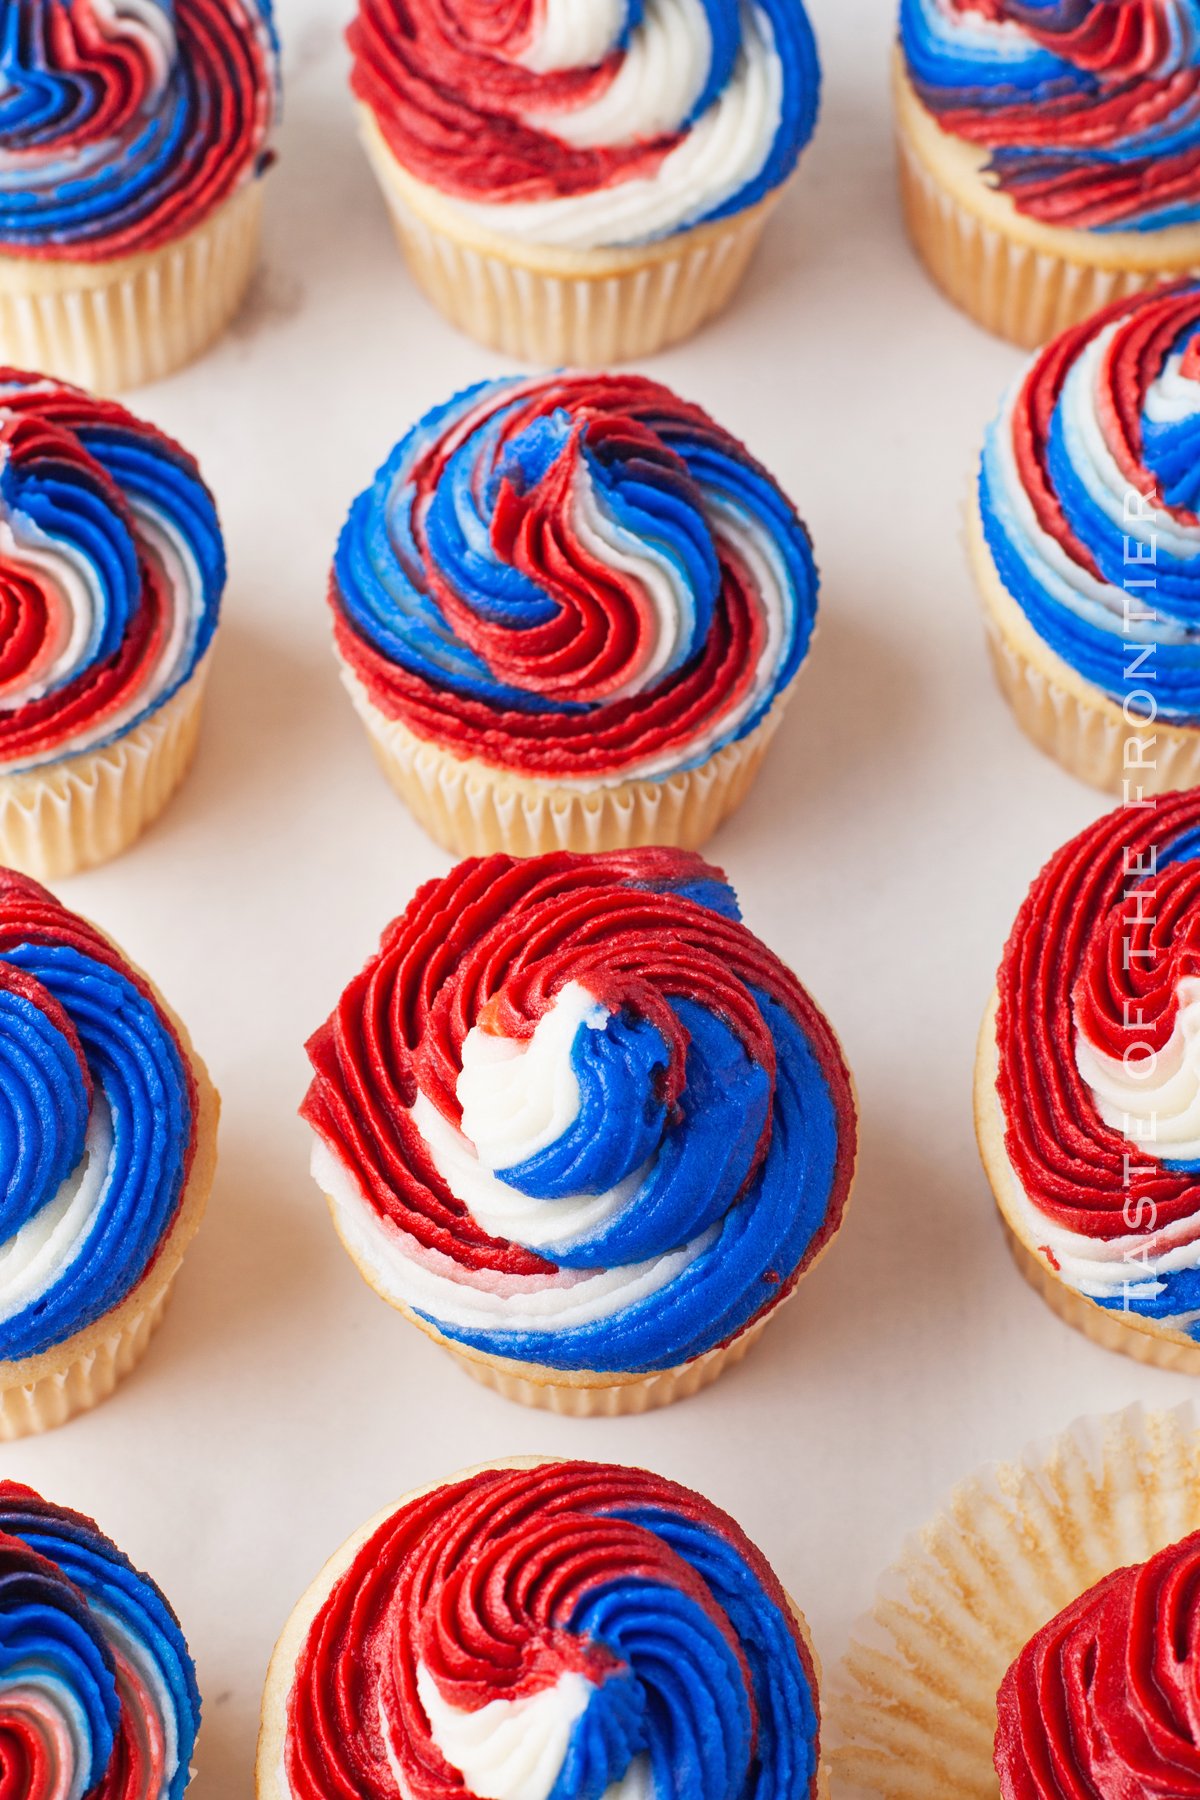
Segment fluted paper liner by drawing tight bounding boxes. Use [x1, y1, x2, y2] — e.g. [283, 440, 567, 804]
[831, 1403, 1200, 1798]
[341, 662, 796, 857]
[894, 55, 1200, 348]
[0, 973, 218, 1439]
[0, 180, 264, 391]
[974, 987, 1200, 1373]
[257, 1455, 830, 1798]
[967, 500, 1200, 794]
[0, 657, 211, 881]
[357, 106, 780, 365]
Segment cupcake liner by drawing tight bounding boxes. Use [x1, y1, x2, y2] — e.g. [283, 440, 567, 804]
[967, 500, 1200, 793]
[257, 1455, 829, 1799]
[341, 663, 794, 857]
[894, 57, 1200, 349]
[0, 657, 211, 881]
[358, 107, 780, 364]
[0, 1009, 218, 1439]
[830, 1403, 1200, 1798]
[974, 989, 1200, 1373]
[0, 181, 264, 392]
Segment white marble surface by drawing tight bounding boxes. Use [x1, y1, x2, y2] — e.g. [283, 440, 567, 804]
[7, 2, 1193, 1792]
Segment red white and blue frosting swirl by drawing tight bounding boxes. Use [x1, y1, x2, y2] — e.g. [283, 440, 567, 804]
[282, 1460, 821, 1800]
[0, 370, 223, 772]
[0, 0, 278, 261]
[980, 281, 1200, 721]
[332, 373, 818, 784]
[993, 788, 1200, 1336]
[302, 849, 856, 1375]
[0, 1481, 200, 1800]
[350, 0, 819, 250]
[0, 871, 197, 1362]
[900, 0, 1200, 232]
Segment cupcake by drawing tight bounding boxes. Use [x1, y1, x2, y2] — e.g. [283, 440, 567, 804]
[0, 870, 218, 1437]
[303, 848, 857, 1416]
[0, 371, 225, 879]
[971, 282, 1200, 794]
[0, 0, 279, 391]
[833, 1404, 1200, 1797]
[257, 1457, 827, 1799]
[347, 0, 820, 363]
[0, 1480, 202, 1796]
[975, 789, 1200, 1375]
[332, 372, 819, 857]
[896, 1, 1200, 348]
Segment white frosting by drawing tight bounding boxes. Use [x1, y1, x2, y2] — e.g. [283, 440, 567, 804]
[313, 1134, 715, 1336]
[525, 0, 711, 149]
[1076, 976, 1200, 1163]
[519, 0, 635, 76]
[0, 1096, 113, 1324]
[457, 982, 603, 1172]
[439, 2, 784, 250]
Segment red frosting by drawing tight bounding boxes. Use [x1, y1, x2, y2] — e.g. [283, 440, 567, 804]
[995, 1528, 1200, 1796]
[995, 789, 1200, 1241]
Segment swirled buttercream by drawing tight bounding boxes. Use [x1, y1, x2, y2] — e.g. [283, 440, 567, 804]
[302, 848, 856, 1375]
[0, 1480, 200, 1800]
[901, 0, 1200, 232]
[282, 1460, 821, 1800]
[0, 0, 279, 260]
[0, 370, 223, 773]
[992, 788, 1200, 1335]
[0, 869, 196, 1361]
[349, 0, 819, 250]
[980, 281, 1200, 721]
[332, 372, 818, 785]
[995, 1526, 1200, 1796]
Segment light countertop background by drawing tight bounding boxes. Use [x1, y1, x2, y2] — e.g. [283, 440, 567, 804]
[8, 2, 1190, 1790]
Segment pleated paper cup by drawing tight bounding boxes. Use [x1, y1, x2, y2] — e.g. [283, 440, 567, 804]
[0, 656, 212, 882]
[0, 180, 265, 393]
[340, 662, 796, 858]
[0, 991, 218, 1440]
[257, 1454, 829, 1799]
[894, 55, 1200, 349]
[974, 989, 1200, 1374]
[357, 106, 781, 365]
[832, 1403, 1200, 1798]
[967, 500, 1200, 793]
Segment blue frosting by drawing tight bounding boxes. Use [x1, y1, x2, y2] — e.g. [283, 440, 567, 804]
[0, 0, 279, 251]
[0, 939, 193, 1361]
[553, 1508, 819, 1800]
[979, 301, 1200, 722]
[0, 1487, 200, 1800]
[692, 0, 822, 229]
[899, 0, 1200, 233]
[334, 376, 819, 775]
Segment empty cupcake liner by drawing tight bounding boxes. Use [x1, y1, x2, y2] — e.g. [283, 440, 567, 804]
[968, 501, 1200, 794]
[831, 1403, 1200, 1798]
[894, 58, 1200, 349]
[0, 657, 211, 881]
[0, 1021, 218, 1439]
[341, 662, 794, 858]
[974, 989, 1200, 1373]
[357, 107, 780, 365]
[0, 180, 265, 392]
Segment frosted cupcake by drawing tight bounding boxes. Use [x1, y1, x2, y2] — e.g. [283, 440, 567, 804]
[834, 1405, 1200, 1797]
[0, 0, 279, 390]
[303, 848, 857, 1415]
[258, 1457, 827, 1799]
[972, 282, 1200, 794]
[0, 871, 218, 1436]
[332, 372, 819, 857]
[0, 371, 225, 878]
[896, 1, 1200, 347]
[348, 0, 821, 362]
[0, 1480, 202, 1797]
[975, 790, 1200, 1374]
